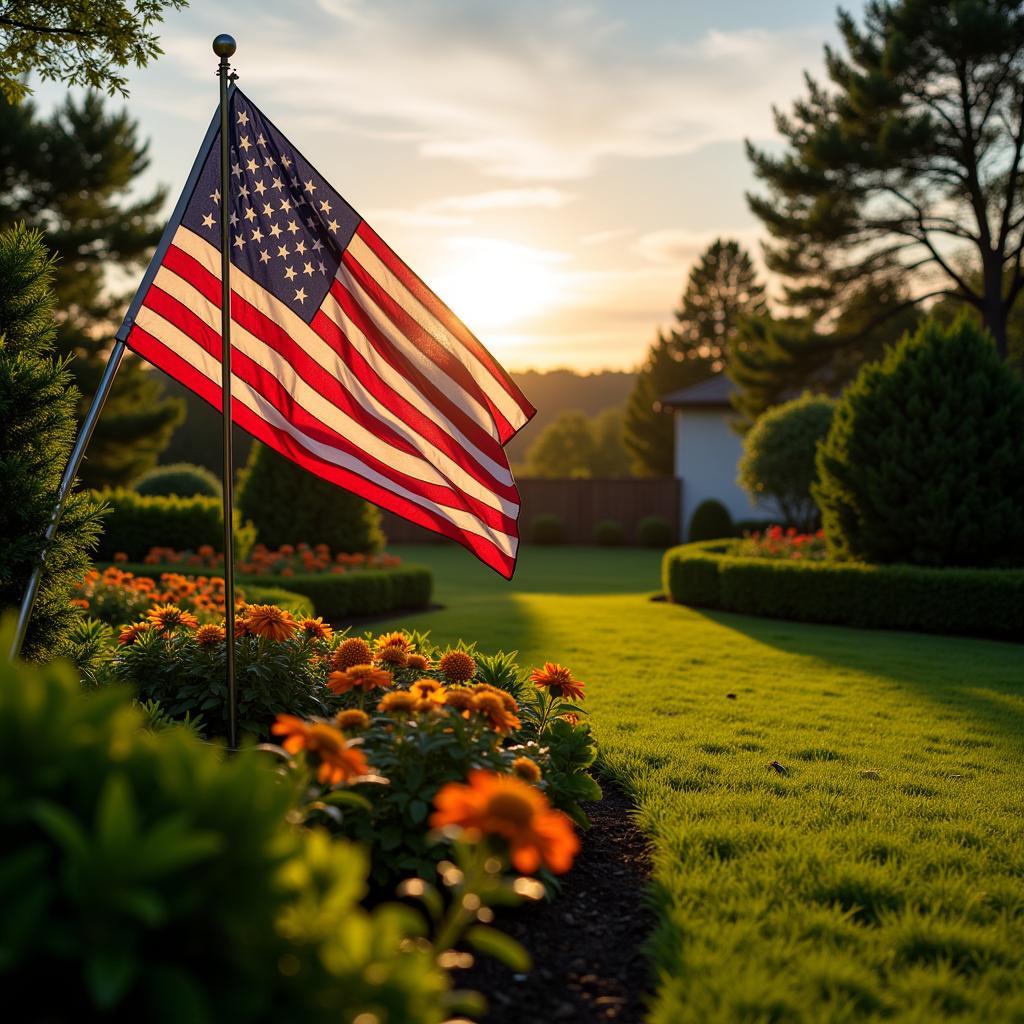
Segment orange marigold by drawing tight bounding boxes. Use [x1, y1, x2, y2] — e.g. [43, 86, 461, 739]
[271, 714, 370, 786]
[530, 662, 586, 702]
[439, 650, 476, 683]
[335, 708, 370, 732]
[147, 604, 199, 632]
[244, 604, 299, 641]
[561, 712, 581, 726]
[118, 621, 151, 645]
[512, 757, 542, 783]
[298, 616, 334, 642]
[194, 624, 227, 646]
[375, 630, 411, 652]
[374, 645, 408, 668]
[328, 664, 393, 695]
[377, 690, 417, 714]
[472, 691, 521, 734]
[410, 678, 446, 703]
[443, 688, 476, 714]
[430, 770, 579, 874]
[332, 636, 373, 670]
[406, 653, 431, 672]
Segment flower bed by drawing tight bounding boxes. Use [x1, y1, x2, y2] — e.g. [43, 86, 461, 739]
[662, 540, 1024, 641]
[735, 526, 828, 561]
[140, 542, 404, 575]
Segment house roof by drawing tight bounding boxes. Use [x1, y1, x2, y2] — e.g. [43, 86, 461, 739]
[660, 374, 735, 409]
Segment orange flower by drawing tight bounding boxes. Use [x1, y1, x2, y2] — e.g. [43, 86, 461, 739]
[410, 678, 446, 704]
[113, 552, 128, 563]
[561, 712, 581, 726]
[431, 770, 579, 874]
[443, 688, 476, 714]
[332, 636, 373, 670]
[406, 653, 431, 672]
[377, 691, 417, 714]
[375, 631, 411, 653]
[271, 715, 370, 786]
[375, 645, 408, 668]
[473, 691, 521, 734]
[147, 604, 200, 632]
[327, 664, 393, 695]
[298, 616, 334, 642]
[335, 708, 370, 732]
[531, 663, 586, 702]
[70, 597, 90, 609]
[244, 604, 298, 641]
[195, 624, 227, 647]
[512, 757, 542, 783]
[439, 650, 476, 683]
[118, 621, 151, 645]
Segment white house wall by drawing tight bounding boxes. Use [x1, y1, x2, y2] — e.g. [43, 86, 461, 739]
[673, 408, 774, 536]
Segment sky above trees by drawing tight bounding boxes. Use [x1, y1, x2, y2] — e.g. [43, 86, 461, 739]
[33, 0, 866, 372]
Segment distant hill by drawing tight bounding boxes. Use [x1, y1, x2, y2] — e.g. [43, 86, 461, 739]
[156, 366, 636, 474]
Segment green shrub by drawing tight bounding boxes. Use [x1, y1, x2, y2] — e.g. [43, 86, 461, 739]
[94, 489, 256, 563]
[0, 225, 105, 660]
[0, 621, 450, 1021]
[738, 393, 835, 532]
[687, 499, 735, 542]
[663, 541, 1024, 641]
[815, 315, 1024, 567]
[593, 519, 625, 546]
[637, 515, 674, 548]
[530, 514, 565, 545]
[135, 462, 222, 498]
[237, 443, 384, 553]
[243, 585, 314, 618]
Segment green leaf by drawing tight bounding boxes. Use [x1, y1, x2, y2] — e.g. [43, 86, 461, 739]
[85, 948, 138, 1009]
[465, 925, 532, 971]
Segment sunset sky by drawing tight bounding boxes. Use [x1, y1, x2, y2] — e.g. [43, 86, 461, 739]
[39, 1, 863, 372]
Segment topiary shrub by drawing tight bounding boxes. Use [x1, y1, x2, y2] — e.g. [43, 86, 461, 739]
[0, 619, 450, 1020]
[815, 315, 1024, 567]
[687, 499, 735, 542]
[637, 515, 674, 548]
[593, 519, 625, 547]
[0, 225, 105, 661]
[134, 462, 222, 498]
[738, 393, 835, 532]
[530, 514, 565, 545]
[237, 444, 384, 554]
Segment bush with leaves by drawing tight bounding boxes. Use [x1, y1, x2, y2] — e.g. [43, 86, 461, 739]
[530, 514, 564, 545]
[738, 393, 835, 532]
[594, 519, 625, 546]
[134, 462, 222, 498]
[0, 224, 105, 660]
[637, 515, 674, 548]
[687, 498, 735, 542]
[0, 618, 460, 1022]
[815, 316, 1024, 566]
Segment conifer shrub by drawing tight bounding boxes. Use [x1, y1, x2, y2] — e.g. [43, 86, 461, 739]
[0, 225, 105, 660]
[237, 443, 384, 554]
[134, 462, 222, 498]
[815, 316, 1024, 566]
[687, 499, 735, 542]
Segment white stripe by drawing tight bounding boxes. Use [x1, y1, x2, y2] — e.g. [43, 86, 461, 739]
[172, 226, 514, 489]
[133, 302, 517, 558]
[348, 232, 528, 430]
[151, 257, 517, 518]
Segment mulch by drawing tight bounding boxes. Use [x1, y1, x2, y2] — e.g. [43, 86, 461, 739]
[457, 779, 654, 1024]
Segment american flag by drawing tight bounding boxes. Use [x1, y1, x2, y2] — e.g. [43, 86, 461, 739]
[118, 88, 534, 578]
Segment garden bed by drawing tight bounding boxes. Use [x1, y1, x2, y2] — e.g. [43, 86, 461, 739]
[662, 540, 1024, 641]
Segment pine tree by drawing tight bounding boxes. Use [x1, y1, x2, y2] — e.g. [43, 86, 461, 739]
[0, 93, 183, 487]
[0, 224, 105, 660]
[625, 239, 767, 475]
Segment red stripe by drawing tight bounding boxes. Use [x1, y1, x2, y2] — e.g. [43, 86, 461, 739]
[139, 287, 519, 534]
[356, 220, 535, 437]
[125, 322, 517, 578]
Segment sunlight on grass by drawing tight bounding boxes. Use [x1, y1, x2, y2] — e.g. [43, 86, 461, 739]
[383, 545, 1024, 1022]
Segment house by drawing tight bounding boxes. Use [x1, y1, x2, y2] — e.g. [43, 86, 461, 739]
[661, 374, 774, 538]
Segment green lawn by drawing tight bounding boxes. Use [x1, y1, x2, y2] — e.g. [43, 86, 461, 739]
[382, 544, 1024, 1023]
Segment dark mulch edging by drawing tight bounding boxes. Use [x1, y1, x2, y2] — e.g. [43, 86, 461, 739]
[458, 779, 653, 1023]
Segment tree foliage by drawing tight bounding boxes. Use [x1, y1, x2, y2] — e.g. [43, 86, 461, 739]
[626, 239, 766, 474]
[0, 92, 183, 486]
[814, 315, 1024, 566]
[737, 393, 835, 532]
[748, 0, 1024, 358]
[0, 0, 187, 102]
[0, 224, 104, 660]
[524, 407, 631, 478]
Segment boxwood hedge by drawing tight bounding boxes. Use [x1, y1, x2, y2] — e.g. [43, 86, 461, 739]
[662, 541, 1024, 642]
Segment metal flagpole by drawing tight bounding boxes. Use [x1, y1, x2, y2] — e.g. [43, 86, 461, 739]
[9, 341, 127, 660]
[214, 33, 239, 749]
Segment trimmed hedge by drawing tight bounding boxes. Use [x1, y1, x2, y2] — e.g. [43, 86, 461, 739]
[134, 461, 222, 498]
[662, 541, 1024, 642]
[93, 489, 256, 562]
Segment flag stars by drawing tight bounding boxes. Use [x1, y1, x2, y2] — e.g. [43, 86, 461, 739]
[202, 212, 216, 228]
[256, 132, 266, 146]
[294, 286, 307, 303]
[277, 244, 290, 258]
[327, 219, 340, 233]
[262, 202, 274, 217]
[303, 178, 317, 194]
[244, 206, 256, 222]
[237, 110, 249, 126]
[246, 158, 259, 174]
[231, 161, 242, 177]
[251, 226, 264, 243]
[263, 154, 276, 168]
[229, 212, 238, 226]
[312, 239, 323, 253]
[286, 220, 299, 235]
[233, 234, 245, 250]
[317, 261, 326, 273]
[302, 261, 314, 276]
[280, 198, 292, 212]
[253, 179, 267, 196]
[239, 184, 250, 198]
[258, 249, 271, 264]
[281, 155, 293, 169]
[284, 266, 297, 282]
[239, 134, 252, 152]
[294, 239, 306, 254]
[269, 223, 283, 239]
[319, 199, 332, 214]
[209, 188, 221, 203]
[271, 176, 283, 191]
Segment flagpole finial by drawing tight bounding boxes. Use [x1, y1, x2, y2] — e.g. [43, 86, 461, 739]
[213, 34, 236, 58]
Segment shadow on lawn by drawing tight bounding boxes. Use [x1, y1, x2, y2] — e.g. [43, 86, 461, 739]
[688, 607, 1024, 746]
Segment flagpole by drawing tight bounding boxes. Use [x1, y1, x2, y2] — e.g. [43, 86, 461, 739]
[214, 33, 239, 749]
[9, 341, 127, 660]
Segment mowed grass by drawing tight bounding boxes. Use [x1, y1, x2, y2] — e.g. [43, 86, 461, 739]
[382, 545, 1024, 1023]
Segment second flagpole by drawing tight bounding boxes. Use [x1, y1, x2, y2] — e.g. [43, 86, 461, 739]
[214, 33, 239, 750]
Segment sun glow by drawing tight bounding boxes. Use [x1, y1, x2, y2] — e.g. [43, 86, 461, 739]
[431, 238, 566, 334]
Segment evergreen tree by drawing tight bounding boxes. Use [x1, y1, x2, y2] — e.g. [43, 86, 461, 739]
[524, 408, 631, 478]
[625, 239, 766, 474]
[0, 93, 183, 487]
[0, 224, 104, 660]
[748, 0, 1024, 359]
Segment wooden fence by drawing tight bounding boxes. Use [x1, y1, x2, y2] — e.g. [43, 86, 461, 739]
[379, 477, 683, 545]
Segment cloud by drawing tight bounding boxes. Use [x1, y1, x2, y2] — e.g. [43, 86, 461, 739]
[632, 227, 763, 266]
[429, 188, 577, 212]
